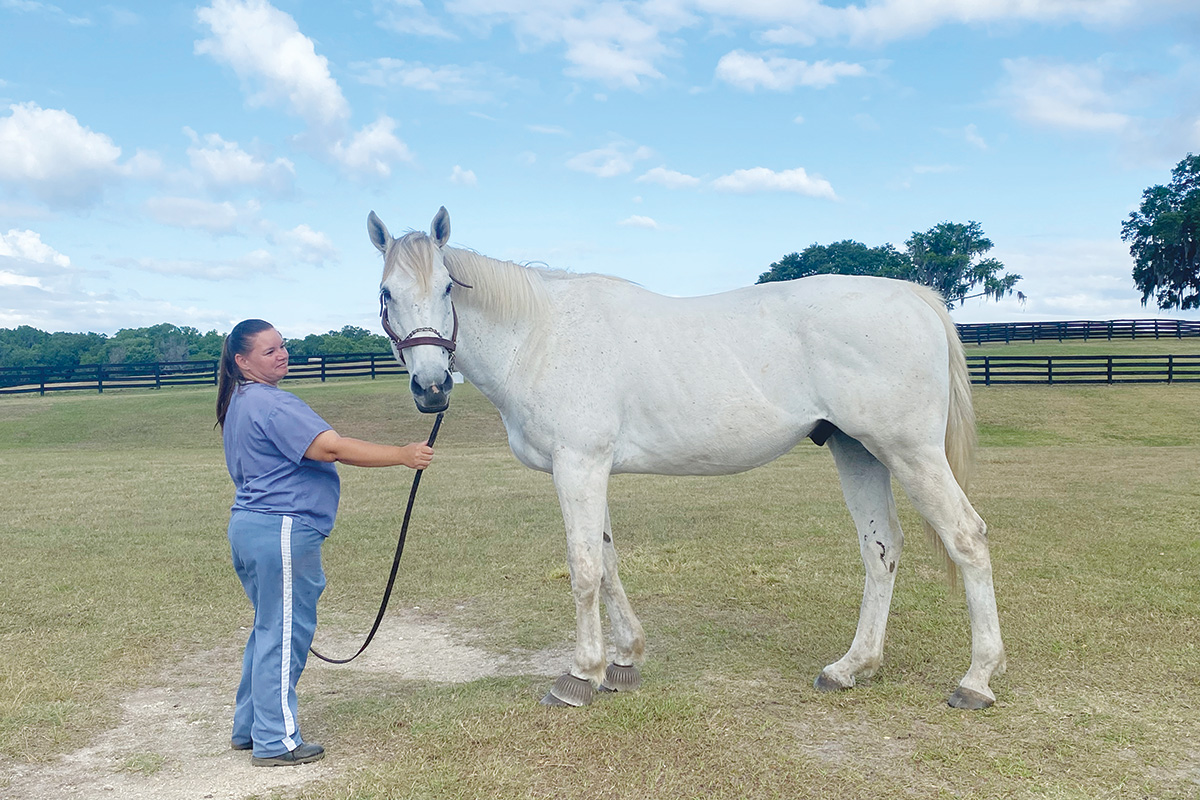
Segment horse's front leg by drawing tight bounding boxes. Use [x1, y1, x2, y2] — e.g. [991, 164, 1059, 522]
[599, 504, 645, 693]
[542, 448, 612, 707]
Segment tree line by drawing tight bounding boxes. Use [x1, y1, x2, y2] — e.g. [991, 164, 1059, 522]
[0, 324, 391, 370]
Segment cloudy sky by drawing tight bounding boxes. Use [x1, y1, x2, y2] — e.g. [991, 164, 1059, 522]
[2, 0, 1199, 338]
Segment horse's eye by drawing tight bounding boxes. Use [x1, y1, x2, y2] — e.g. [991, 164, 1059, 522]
[381, 287, 391, 301]
[445, 283, 453, 296]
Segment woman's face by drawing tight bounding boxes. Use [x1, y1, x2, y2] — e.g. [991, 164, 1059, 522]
[235, 328, 289, 386]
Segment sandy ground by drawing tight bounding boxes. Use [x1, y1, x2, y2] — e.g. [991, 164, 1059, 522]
[1, 615, 568, 800]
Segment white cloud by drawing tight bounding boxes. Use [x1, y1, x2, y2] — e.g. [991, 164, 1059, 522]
[445, 0, 679, 89]
[636, 166, 702, 189]
[1000, 57, 1131, 132]
[195, 0, 350, 130]
[184, 128, 295, 194]
[1, 0, 90, 25]
[275, 223, 338, 265]
[121, 248, 277, 281]
[0, 228, 71, 267]
[145, 196, 247, 234]
[0, 271, 42, 288]
[351, 58, 509, 104]
[704, 0, 1175, 46]
[567, 142, 653, 178]
[715, 51, 867, 91]
[0, 102, 122, 206]
[330, 116, 414, 177]
[376, 0, 457, 39]
[0, 228, 73, 293]
[619, 214, 660, 229]
[449, 165, 478, 186]
[711, 166, 837, 199]
[964, 123, 987, 149]
[197, 2, 417, 177]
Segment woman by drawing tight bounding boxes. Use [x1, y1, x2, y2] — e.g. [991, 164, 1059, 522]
[216, 319, 434, 767]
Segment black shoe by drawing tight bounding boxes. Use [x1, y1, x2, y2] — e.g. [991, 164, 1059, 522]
[252, 742, 325, 767]
[231, 739, 253, 751]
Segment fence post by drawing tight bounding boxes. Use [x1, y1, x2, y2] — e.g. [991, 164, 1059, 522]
[1107, 357, 1113, 384]
[984, 356, 991, 386]
[155, 362, 162, 390]
[40, 365, 47, 396]
[1168, 354, 1174, 384]
[97, 364, 104, 394]
[370, 353, 376, 380]
[1047, 357, 1053, 385]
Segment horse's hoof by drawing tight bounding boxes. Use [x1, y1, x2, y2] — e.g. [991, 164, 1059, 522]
[540, 674, 594, 707]
[813, 671, 853, 692]
[947, 686, 994, 710]
[600, 663, 641, 693]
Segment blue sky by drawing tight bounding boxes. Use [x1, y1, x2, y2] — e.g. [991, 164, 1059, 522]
[2, 0, 1199, 338]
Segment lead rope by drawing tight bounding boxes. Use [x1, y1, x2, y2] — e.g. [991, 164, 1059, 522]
[309, 411, 444, 664]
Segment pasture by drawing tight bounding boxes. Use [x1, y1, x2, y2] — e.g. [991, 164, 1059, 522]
[1, 378, 1198, 799]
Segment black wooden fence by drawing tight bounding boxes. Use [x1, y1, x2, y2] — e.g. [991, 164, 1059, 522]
[955, 318, 1200, 345]
[966, 354, 1200, 385]
[6, 317, 1200, 395]
[0, 353, 408, 396]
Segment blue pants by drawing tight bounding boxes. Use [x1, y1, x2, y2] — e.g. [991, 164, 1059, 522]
[228, 510, 326, 758]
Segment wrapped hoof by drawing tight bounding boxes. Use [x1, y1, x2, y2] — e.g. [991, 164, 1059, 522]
[813, 671, 853, 692]
[948, 686, 994, 710]
[540, 673, 594, 707]
[600, 663, 641, 693]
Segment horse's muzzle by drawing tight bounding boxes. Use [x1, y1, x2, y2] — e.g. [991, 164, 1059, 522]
[411, 372, 453, 413]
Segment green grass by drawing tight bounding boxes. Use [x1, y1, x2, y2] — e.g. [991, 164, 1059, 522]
[2, 376, 1199, 798]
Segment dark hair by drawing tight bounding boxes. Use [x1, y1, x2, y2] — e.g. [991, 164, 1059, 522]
[216, 319, 275, 428]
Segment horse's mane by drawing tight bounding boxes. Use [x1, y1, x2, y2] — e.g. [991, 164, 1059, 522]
[385, 230, 631, 323]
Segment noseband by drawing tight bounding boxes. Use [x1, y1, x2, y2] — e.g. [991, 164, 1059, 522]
[379, 286, 466, 369]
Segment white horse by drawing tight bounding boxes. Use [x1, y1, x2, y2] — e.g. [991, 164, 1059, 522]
[369, 207, 1006, 710]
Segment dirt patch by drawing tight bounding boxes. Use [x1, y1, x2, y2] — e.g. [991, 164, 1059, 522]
[1, 615, 569, 800]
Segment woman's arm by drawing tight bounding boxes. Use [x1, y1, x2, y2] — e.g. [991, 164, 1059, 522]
[304, 429, 434, 469]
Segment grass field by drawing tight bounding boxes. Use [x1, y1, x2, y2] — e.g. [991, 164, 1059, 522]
[1, 376, 1198, 799]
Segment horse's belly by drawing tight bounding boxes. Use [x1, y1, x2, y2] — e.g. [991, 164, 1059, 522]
[610, 414, 809, 476]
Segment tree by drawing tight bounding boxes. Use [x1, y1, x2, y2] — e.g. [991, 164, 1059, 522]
[757, 220, 1020, 308]
[1122, 153, 1200, 310]
[905, 221, 1018, 307]
[758, 240, 909, 283]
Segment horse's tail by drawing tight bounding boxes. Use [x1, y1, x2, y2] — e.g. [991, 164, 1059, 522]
[913, 286, 977, 589]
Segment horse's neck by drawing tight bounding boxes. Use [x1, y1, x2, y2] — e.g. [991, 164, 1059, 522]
[449, 252, 548, 405]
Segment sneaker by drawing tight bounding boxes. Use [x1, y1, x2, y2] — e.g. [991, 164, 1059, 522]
[252, 742, 325, 767]
[231, 739, 253, 751]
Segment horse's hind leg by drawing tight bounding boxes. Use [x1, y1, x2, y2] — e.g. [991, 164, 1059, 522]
[888, 446, 1006, 709]
[816, 432, 904, 692]
[599, 505, 645, 692]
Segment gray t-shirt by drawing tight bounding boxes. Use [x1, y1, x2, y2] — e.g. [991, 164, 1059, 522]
[223, 382, 340, 534]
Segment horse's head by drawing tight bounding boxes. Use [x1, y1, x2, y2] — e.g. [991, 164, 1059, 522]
[369, 207, 458, 414]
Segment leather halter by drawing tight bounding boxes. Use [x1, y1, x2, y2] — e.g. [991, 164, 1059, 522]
[379, 289, 461, 369]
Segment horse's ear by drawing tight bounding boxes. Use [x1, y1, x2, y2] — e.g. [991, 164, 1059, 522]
[367, 211, 392, 255]
[431, 206, 450, 247]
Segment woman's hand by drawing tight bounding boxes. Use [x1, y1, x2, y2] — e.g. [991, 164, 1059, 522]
[402, 442, 435, 470]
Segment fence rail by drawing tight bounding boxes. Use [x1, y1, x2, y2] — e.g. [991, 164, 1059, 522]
[0, 353, 408, 396]
[6, 344, 1200, 396]
[955, 318, 1200, 345]
[966, 354, 1200, 385]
